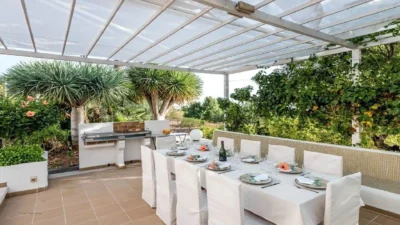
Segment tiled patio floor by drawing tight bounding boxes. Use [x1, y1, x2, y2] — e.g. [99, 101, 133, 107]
[0, 163, 398, 225]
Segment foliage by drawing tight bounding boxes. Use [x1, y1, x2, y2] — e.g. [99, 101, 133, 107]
[180, 118, 205, 129]
[166, 108, 184, 122]
[182, 96, 224, 123]
[0, 145, 45, 166]
[0, 96, 65, 141]
[127, 68, 203, 119]
[86, 100, 151, 123]
[5, 61, 129, 107]
[24, 125, 70, 151]
[200, 123, 224, 139]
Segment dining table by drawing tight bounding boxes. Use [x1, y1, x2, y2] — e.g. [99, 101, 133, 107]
[155, 146, 340, 225]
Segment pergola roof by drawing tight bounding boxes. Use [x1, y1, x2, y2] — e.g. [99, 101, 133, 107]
[1, 0, 400, 74]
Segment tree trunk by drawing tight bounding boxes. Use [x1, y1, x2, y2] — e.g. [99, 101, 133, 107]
[71, 107, 85, 150]
[153, 114, 165, 120]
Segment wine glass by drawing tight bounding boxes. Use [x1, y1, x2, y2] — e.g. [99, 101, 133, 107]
[233, 148, 241, 170]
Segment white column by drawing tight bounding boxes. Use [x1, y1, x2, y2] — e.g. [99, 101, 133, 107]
[115, 139, 126, 168]
[224, 74, 229, 99]
[352, 49, 362, 146]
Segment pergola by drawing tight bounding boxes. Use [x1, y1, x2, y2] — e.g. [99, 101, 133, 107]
[1, 0, 400, 99]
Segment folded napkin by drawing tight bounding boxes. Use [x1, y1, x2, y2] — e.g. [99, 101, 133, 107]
[177, 150, 185, 154]
[297, 177, 314, 185]
[242, 158, 255, 162]
[177, 146, 187, 150]
[254, 174, 269, 182]
[218, 163, 230, 169]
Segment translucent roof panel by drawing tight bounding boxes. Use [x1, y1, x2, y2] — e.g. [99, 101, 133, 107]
[64, 0, 120, 56]
[1, 0, 400, 74]
[0, 0, 33, 51]
[89, 0, 160, 59]
[25, 0, 71, 54]
[112, 8, 192, 61]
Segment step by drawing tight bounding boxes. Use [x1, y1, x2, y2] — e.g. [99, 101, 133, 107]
[0, 187, 7, 205]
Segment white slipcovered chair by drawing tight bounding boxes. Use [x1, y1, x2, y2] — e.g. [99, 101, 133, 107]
[205, 170, 274, 225]
[304, 151, 343, 177]
[267, 144, 295, 163]
[141, 145, 156, 208]
[175, 159, 208, 225]
[240, 139, 261, 157]
[324, 172, 362, 225]
[156, 136, 177, 149]
[153, 151, 177, 225]
[217, 137, 234, 150]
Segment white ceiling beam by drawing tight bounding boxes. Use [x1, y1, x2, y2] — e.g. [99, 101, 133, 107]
[168, 0, 323, 66]
[198, 3, 400, 69]
[127, 6, 212, 62]
[144, 0, 273, 63]
[62, 0, 76, 55]
[192, 0, 358, 49]
[107, 0, 175, 60]
[20, 0, 36, 52]
[190, 0, 375, 68]
[86, 0, 125, 57]
[0, 37, 7, 50]
[0, 49, 226, 75]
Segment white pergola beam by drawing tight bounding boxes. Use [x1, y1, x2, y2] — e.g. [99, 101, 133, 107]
[127, 6, 212, 62]
[0, 37, 7, 50]
[171, 0, 323, 66]
[0, 49, 226, 75]
[86, 0, 125, 57]
[62, 0, 76, 55]
[203, 4, 400, 70]
[191, 0, 375, 68]
[107, 0, 175, 60]
[20, 0, 36, 52]
[144, 0, 273, 63]
[192, 0, 358, 49]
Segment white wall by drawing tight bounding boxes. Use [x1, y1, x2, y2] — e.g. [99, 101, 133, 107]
[0, 152, 48, 193]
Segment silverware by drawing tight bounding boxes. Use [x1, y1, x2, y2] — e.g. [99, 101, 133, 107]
[261, 182, 280, 189]
[218, 169, 235, 174]
[295, 185, 319, 193]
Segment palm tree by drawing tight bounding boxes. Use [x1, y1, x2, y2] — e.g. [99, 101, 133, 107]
[5, 61, 129, 149]
[127, 68, 203, 120]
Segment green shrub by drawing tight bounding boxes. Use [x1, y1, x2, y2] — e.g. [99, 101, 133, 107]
[24, 125, 70, 150]
[180, 118, 205, 129]
[0, 145, 45, 166]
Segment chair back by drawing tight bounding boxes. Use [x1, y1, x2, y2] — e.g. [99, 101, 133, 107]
[268, 144, 295, 163]
[156, 136, 176, 149]
[175, 160, 205, 225]
[304, 151, 343, 177]
[206, 170, 244, 225]
[217, 137, 234, 150]
[240, 139, 261, 157]
[141, 145, 156, 207]
[153, 151, 176, 225]
[325, 173, 362, 225]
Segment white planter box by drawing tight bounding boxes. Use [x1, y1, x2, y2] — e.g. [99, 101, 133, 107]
[0, 152, 48, 193]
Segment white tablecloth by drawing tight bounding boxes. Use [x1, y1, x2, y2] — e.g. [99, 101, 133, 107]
[155, 149, 338, 225]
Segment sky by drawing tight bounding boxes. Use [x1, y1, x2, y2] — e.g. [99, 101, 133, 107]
[0, 55, 270, 102]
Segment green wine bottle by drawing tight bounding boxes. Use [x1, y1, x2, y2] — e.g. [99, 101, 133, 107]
[219, 141, 227, 162]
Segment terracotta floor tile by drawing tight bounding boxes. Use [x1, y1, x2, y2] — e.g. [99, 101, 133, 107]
[94, 204, 123, 218]
[373, 215, 400, 225]
[2, 202, 35, 220]
[89, 196, 116, 209]
[0, 214, 33, 225]
[34, 206, 64, 223]
[64, 202, 92, 216]
[6, 194, 36, 204]
[119, 198, 147, 211]
[33, 216, 65, 225]
[97, 212, 131, 225]
[123, 178, 142, 190]
[75, 219, 99, 225]
[360, 208, 380, 221]
[112, 188, 141, 202]
[63, 195, 89, 206]
[35, 198, 63, 212]
[359, 217, 372, 225]
[65, 209, 96, 225]
[62, 188, 86, 198]
[132, 214, 164, 225]
[36, 189, 62, 202]
[125, 206, 155, 222]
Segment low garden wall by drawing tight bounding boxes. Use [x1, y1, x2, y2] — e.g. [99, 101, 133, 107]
[212, 130, 400, 214]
